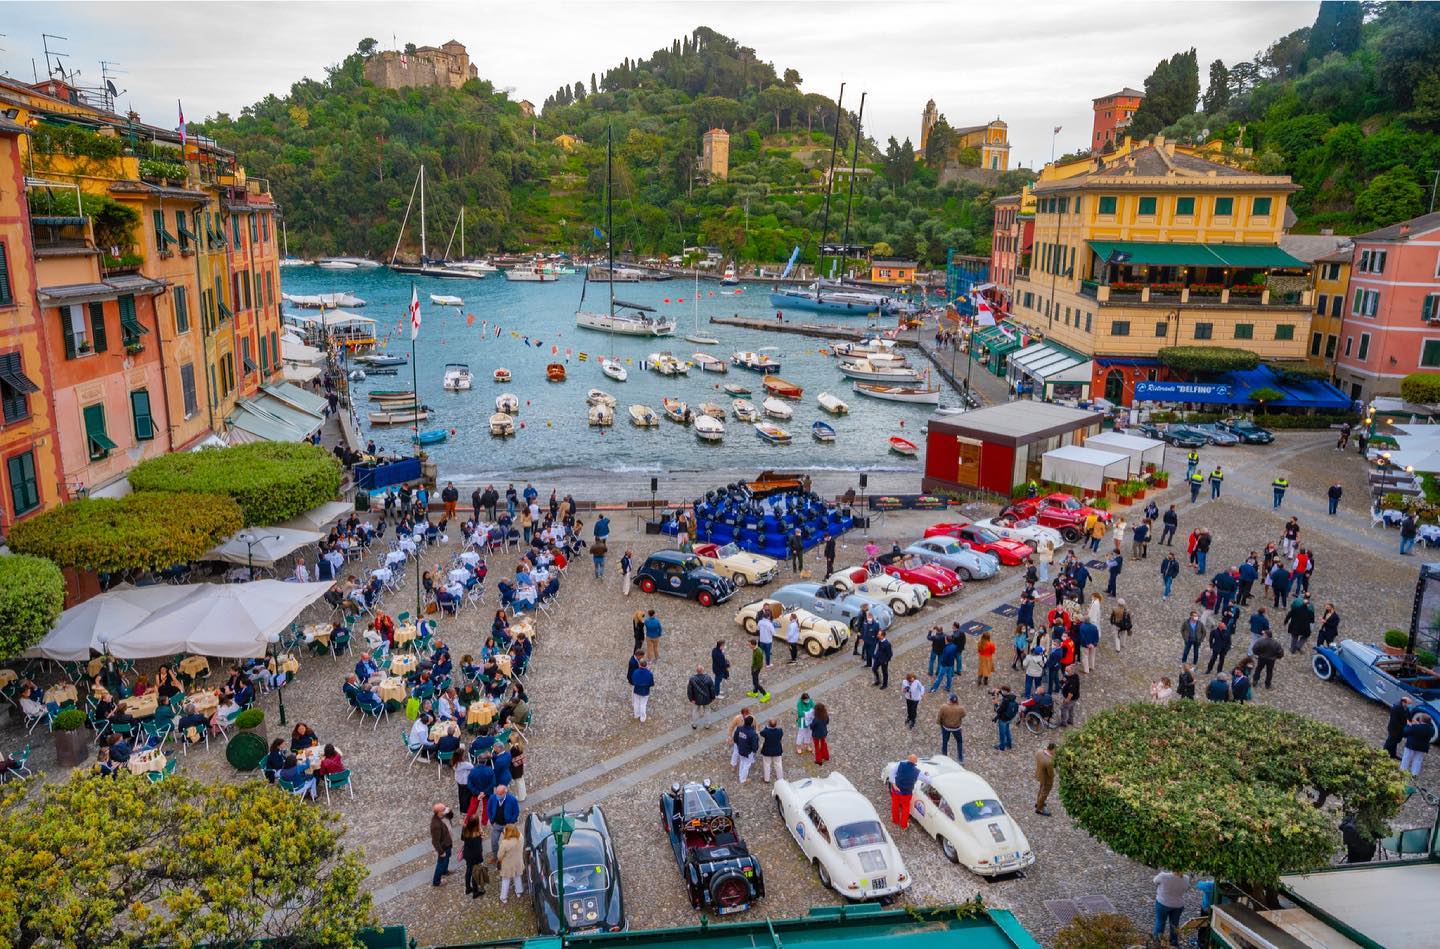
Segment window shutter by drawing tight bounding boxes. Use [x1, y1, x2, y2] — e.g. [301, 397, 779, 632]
[0, 242, 11, 305]
[60, 307, 77, 359]
[1425, 295, 1436, 321]
[131, 389, 155, 440]
[89, 302, 108, 353]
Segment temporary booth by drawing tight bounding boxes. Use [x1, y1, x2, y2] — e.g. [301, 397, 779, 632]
[1085, 431, 1166, 476]
[923, 402, 1103, 496]
[1040, 444, 1131, 492]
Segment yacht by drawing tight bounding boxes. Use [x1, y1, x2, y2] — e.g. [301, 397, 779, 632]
[505, 264, 558, 282]
[576, 300, 675, 336]
[442, 364, 473, 391]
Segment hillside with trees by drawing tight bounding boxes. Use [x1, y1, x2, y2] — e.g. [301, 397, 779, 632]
[199, 29, 1025, 265]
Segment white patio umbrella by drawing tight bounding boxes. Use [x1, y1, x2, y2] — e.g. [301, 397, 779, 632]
[203, 527, 324, 569]
[105, 580, 335, 660]
[278, 500, 353, 534]
[23, 583, 193, 661]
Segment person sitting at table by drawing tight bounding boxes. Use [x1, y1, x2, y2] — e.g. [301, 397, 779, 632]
[92, 690, 116, 722]
[176, 706, 211, 743]
[355, 652, 380, 684]
[224, 665, 246, 694]
[213, 692, 241, 731]
[362, 575, 384, 608]
[500, 689, 530, 729]
[422, 570, 436, 596]
[438, 687, 466, 722]
[19, 688, 47, 724]
[317, 744, 345, 778]
[107, 732, 133, 765]
[92, 746, 118, 778]
[131, 674, 152, 697]
[106, 704, 137, 730]
[483, 672, 508, 702]
[155, 667, 183, 701]
[513, 581, 537, 613]
[433, 651, 453, 682]
[412, 667, 434, 692]
[233, 679, 256, 709]
[435, 724, 463, 759]
[342, 674, 362, 705]
[291, 722, 319, 752]
[278, 754, 318, 800]
[263, 738, 288, 783]
[357, 679, 379, 708]
[434, 586, 460, 615]
[408, 714, 436, 755]
[511, 636, 533, 676]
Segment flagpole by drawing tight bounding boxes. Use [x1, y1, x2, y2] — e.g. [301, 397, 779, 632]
[410, 282, 421, 621]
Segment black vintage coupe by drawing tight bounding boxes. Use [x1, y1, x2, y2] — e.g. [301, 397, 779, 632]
[660, 780, 764, 914]
[524, 805, 626, 935]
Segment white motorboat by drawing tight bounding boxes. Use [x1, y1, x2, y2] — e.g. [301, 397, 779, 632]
[628, 404, 659, 427]
[600, 358, 628, 382]
[442, 363, 473, 391]
[694, 414, 725, 442]
[587, 403, 615, 427]
[493, 368, 512, 383]
[852, 381, 942, 404]
[282, 292, 365, 309]
[646, 352, 689, 376]
[818, 392, 850, 415]
[720, 263, 739, 286]
[697, 402, 726, 419]
[838, 360, 922, 383]
[576, 300, 675, 336]
[691, 352, 727, 373]
[762, 397, 793, 420]
[586, 389, 617, 407]
[504, 265, 558, 282]
[837, 350, 908, 368]
[317, 259, 358, 271]
[490, 412, 515, 437]
[368, 406, 431, 425]
[321, 256, 380, 269]
[753, 422, 792, 445]
[430, 294, 464, 307]
[495, 393, 519, 413]
[833, 338, 899, 360]
[731, 351, 781, 373]
[587, 264, 644, 282]
[732, 399, 760, 422]
[453, 259, 498, 274]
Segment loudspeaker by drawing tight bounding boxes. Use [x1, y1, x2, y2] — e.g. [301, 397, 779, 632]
[859, 473, 868, 488]
[650, 477, 659, 493]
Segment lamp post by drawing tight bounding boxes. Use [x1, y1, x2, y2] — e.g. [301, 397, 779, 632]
[239, 531, 283, 581]
[264, 629, 290, 726]
[550, 809, 575, 936]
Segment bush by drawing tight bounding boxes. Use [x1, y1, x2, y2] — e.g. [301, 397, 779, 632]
[235, 708, 265, 729]
[1248, 386, 1287, 406]
[1400, 373, 1440, 406]
[1420, 651, 1438, 669]
[0, 554, 66, 659]
[51, 709, 87, 732]
[1091, 498, 1111, 510]
[128, 443, 341, 527]
[1158, 346, 1260, 373]
[1385, 629, 1410, 648]
[8, 493, 243, 573]
[1054, 912, 1148, 949]
[1266, 361, 1332, 382]
[1057, 702, 1406, 885]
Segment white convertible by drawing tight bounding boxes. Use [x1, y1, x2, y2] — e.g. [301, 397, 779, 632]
[733, 599, 848, 656]
[972, 515, 1064, 551]
[881, 755, 1034, 877]
[773, 773, 911, 900]
[825, 566, 929, 615]
[691, 542, 780, 586]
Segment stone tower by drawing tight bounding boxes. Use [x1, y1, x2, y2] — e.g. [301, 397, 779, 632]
[364, 40, 479, 91]
[920, 99, 938, 152]
[701, 128, 730, 180]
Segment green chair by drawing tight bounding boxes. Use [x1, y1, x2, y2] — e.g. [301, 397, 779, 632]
[397, 611, 411, 625]
[324, 768, 355, 804]
[435, 748, 455, 778]
[146, 758, 178, 783]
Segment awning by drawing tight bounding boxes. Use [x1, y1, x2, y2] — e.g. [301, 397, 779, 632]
[1211, 244, 1309, 269]
[1089, 240, 1307, 269]
[38, 282, 116, 307]
[261, 381, 328, 416]
[225, 390, 324, 444]
[1086, 431, 1166, 476]
[103, 274, 168, 297]
[283, 364, 322, 384]
[1009, 342, 1094, 384]
[971, 325, 1023, 356]
[0, 362, 40, 394]
[218, 300, 233, 319]
[1095, 357, 1161, 367]
[1041, 445, 1131, 491]
[242, 353, 259, 373]
[278, 499, 353, 533]
[88, 430, 118, 453]
[281, 337, 324, 365]
[203, 527, 324, 568]
[103, 580, 336, 660]
[1219, 366, 1351, 410]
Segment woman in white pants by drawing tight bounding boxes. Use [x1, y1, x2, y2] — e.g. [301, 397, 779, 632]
[496, 824, 525, 903]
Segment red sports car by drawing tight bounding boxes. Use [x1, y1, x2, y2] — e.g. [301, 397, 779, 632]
[874, 552, 963, 596]
[1003, 493, 1110, 543]
[923, 522, 1033, 566]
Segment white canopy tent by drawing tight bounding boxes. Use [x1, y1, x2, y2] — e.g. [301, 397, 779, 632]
[278, 500, 352, 533]
[203, 527, 325, 568]
[106, 580, 334, 659]
[24, 584, 192, 661]
[1379, 449, 1440, 474]
[1041, 444, 1131, 492]
[1086, 431, 1166, 477]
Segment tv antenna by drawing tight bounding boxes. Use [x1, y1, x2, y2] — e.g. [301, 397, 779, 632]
[42, 33, 69, 81]
[99, 61, 127, 112]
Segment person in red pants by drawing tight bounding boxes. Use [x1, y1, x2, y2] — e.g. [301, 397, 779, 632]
[890, 754, 920, 828]
[810, 704, 830, 766]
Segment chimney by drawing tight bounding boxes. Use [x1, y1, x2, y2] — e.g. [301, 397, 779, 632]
[1400, 223, 1411, 236]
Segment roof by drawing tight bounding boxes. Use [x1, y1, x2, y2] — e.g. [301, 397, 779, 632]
[1035, 143, 1298, 193]
[37, 275, 167, 306]
[928, 401, 1099, 445]
[1356, 210, 1440, 242]
[1278, 234, 1353, 263]
[1277, 862, 1440, 948]
[1094, 88, 1145, 101]
[108, 179, 209, 203]
[992, 193, 1021, 206]
[1089, 239, 1307, 269]
[872, 258, 918, 268]
[0, 116, 27, 136]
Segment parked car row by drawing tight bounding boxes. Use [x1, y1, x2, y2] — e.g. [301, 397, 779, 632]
[1135, 417, 1275, 449]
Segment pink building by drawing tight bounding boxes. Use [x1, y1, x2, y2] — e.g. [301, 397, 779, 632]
[1334, 211, 1440, 402]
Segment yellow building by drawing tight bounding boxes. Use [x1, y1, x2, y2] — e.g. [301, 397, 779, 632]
[1274, 235, 1351, 373]
[1008, 137, 1312, 404]
[701, 128, 730, 181]
[920, 101, 1010, 171]
[870, 258, 917, 285]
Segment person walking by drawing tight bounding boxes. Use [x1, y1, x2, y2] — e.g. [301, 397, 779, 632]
[889, 754, 920, 829]
[733, 715, 759, 784]
[902, 673, 925, 728]
[1181, 612, 1204, 665]
[930, 636, 958, 693]
[711, 640, 730, 698]
[1022, 646, 1046, 698]
[1160, 505, 1178, 546]
[1058, 664, 1080, 727]
[785, 612, 801, 663]
[1401, 713, 1433, 777]
[824, 534, 836, 576]
[1132, 518, 1150, 559]
[1247, 607, 1271, 656]
[1269, 562, 1292, 609]
[759, 718, 785, 783]
[787, 529, 804, 573]
[1185, 449, 1200, 481]
[1159, 552, 1180, 601]
[688, 665, 716, 729]
[1384, 697, 1413, 760]
[993, 686, 1018, 751]
[1327, 482, 1343, 515]
[1153, 871, 1193, 948]
[461, 814, 488, 900]
[795, 692, 815, 755]
[1194, 529, 1211, 574]
[620, 549, 634, 595]
[1272, 475, 1289, 509]
[1208, 465, 1224, 499]
[976, 630, 996, 685]
[1105, 550, 1123, 596]
[1205, 621, 1232, 675]
[495, 824, 524, 905]
[937, 694, 965, 760]
[591, 536, 607, 579]
[1401, 513, 1419, 555]
[1285, 594, 1314, 654]
[747, 643, 770, 703]
[630, 659, 654, 722]
[631, 611, 646, 655]
[1188, 469, 1204, 503]
[756, 610, 776, 667]
[643, 610, 663, 662]
[871, 630, 893, 689]
[1252, 629, 1285, 690]
[430, 802, 456, 887]
[1034, 743, 1056, 816]
[810, 704, 831, 766]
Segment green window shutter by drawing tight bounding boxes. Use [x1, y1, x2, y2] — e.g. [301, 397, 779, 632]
[153, 209, 166, 248]
[60, 307, 77, 359]
[1253, 197, 1272, 216]
[83, 403, 116, 458]
[232, 215, 242, 244]
[89, 301, 108, 353]
[8, 451, 39, 515]
[260, 335, 269, 373]
[1139, 197, 1157, 215]
[130, 389, 155, 441]
[174, 286, 189, 333]
[1215, 197, 1233, 216]
[1424, 295, 1437, 321]
[0, 241, 12, 306]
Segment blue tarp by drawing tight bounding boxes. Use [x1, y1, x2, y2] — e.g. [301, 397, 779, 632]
[1218, 366, 1351, 410]
[355, 457, 422, 490]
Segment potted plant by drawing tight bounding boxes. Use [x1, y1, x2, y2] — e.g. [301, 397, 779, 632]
[1128, 479, 1147, 501]
[1382, 629, 1409, 656]
[1153, 469, 1170, 489]
[52, 708, 90, 767]
[234, 707, 266, 742]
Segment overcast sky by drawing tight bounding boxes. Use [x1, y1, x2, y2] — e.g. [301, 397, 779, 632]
[1, 1, 1317, 166]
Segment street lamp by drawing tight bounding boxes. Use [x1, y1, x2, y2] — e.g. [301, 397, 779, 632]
[264, 629, 290, 726]
[550, 810, 576, 936]
[236, 531, 283, 580]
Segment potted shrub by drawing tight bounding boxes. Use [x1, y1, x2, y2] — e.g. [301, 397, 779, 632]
[234, 707, 266, 742]
[1153, 469, 1170, 489]
[52, 708, 90, 767]
[1128, 479, 1147, 501]
[1382, 629, 1409, 656]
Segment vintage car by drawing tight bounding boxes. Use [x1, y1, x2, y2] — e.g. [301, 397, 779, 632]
[525, 805, 626, 935]
[634, 550, 736, 607]
[825, 566, 929, 615]
[771, 582, 895, 630]
[923, 522, 1033, 565]
[1218, 417, 1275, 444]
[660, 780, 764, 914]
[881, 756, 1035, 877]
[873, 552, 963, 597]
[1135, 422, 1208, 450]
[733, 599, 849, 656]
[691, 542, 780, 587]
[1189, 422, 1240, 447]
[1313, 640, 1440, 742]
[971, 515, 1065, 552]
[773, 772, 911, 901]
[902, 538, 999, 582]
[1002, 493, 1111, 543]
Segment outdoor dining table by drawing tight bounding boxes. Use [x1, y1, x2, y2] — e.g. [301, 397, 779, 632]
[393, 623, 419, 648]
[429, 720, 461, 743]
[494, 655, 513, 677]
[127, 747, 166, 775]
[304, 624, 333, 646]
[186, 691, 219, 717]
[49, 683, 79, 706]
[178, 656, 210, 677]
[378, 677, 408, 703]
[397, 539, 417, 555]
[0, 669, 16, 688]
[295, 745, 323, 772]
[388, 654, 418, 678]
[459, 551, 481, 566]
[448, 568, 470, 585]
[1419, 524, 1440, 543]
[385, 550, 407, 567]
[465, 701, 498, 726]
[119, 693, 158, 718]
[277, 654, 301, 675]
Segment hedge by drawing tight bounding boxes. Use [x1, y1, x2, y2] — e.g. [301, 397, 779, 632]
[1157, 346, 1260, 373]
[1056, 702, 1406, 885]
[0, 554, 66, 659]
[128, 442, 342, 527]
[8, 493, 243, 573]
[1400, 373, 1440, 406]
[1265, 361, 1332, 382]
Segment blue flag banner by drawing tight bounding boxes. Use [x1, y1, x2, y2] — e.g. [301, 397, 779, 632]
[594, 227, 605, 238]
[780, 245, 801, 280]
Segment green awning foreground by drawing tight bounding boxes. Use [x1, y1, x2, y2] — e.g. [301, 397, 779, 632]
[1209, 243, 1308, 268]
[1089, 240, 1307, 270]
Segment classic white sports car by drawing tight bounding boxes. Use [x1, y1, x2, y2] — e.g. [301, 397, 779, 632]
[825, 566, 929, 615]
[733, 599, 849, 657]
[773, 772, 911, 901]
[881, 755, 1034, 877]
[691, 542, 780, 586]
[972, 515, 1064, 552]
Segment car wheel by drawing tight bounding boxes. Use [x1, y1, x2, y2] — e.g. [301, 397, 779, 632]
[1429, 716, 1440, 745]
[639, 577, 656, 594]
[814, 859, 833, 890]
[890, 599, 908, 615]
[1061, 527, 1081, 543]
[806, 638, 824, 658]
[698, 591, 714, 608]
[940, 836, 959, 864]
[958, 568, 973, 582]
[733, 573, 748, 586]
[775, 797, 786, 820]
[744, 617, 758, 634]
[1312, 653, 1335, 681]
[709, 870, 751, 910]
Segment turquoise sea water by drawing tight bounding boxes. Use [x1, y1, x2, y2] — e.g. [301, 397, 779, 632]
[281, 266, 954, 480]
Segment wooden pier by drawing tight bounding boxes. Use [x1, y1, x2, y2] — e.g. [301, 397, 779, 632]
[709, 315, 918, 346]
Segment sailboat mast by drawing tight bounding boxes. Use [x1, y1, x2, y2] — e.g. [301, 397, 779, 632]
[817, 83, 846, 299]
[606, 126, 614, 322]
[419, 165, 427, 264]
[282, 219, 289, 259]
[840, 92, 866, 280]
[460, 206, 465, 260]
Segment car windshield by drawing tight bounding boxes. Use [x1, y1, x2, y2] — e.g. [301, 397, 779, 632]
[717, 543, 741, 558]
[970, 528, 1001, 543]
[681, 784, 729, 819]
[683, 557, 703, 571]
[547, 864, 609, 896]
[834, 820, 886, 849]
[931, 540, 962, 555]
[961, 799, 1007, 821]
[1049, 497, 1080, 510]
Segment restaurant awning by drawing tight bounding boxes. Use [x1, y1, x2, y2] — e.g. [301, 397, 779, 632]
[971, 325, 1022, 356]
[278, 500, 353, 533]
[1009, 342, 1093, 384]
[281, 336, 324, 365]
[204, 527, 324, 568]
[225, 389, 324, 445]
[1210, 244, 1308, 269]
[1089, 240, 1307, 269]
[261, 381, 328, 416]
[283, 364, 322, 384]
[1219, 366, 1350, 410]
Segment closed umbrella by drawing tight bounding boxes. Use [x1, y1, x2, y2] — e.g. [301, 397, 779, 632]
[204, 528, 324, 569]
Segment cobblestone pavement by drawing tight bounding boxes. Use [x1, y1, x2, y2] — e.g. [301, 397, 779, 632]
[9, 431, 1437, 947]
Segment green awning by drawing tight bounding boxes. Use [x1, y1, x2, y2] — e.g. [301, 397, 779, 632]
[176, 223, 199, 241]
[88, 430, 118, 452]
[1089, 240, 1307, 270]
[218, 300, 233, 319]
[120, 311, 149, 336]
[1209, 243, 1308, 268]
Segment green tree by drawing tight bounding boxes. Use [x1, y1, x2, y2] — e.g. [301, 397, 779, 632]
[923, 117, 956, 165]
[1203, 59, 1231, 113]
[0, 773, 372, 947]
[782, 68, 802, 87]
[1401, 373, 1440, 405]
[1306, 1, 1363, 64]
[1129, 49, 1201, 138]
[1355, 167, 1424, 227]
[127, 442, 342, 527]
[356, 37, 378, 57]
[1260, 28, 1312, 81]
[0, 555, 65, 659]
[8, 493, 243, 573]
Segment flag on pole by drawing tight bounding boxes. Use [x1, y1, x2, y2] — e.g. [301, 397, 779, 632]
[408, 284, 422, 340]
[971, 291, 996, 327]
[1053, 126, 1062, 135]
[178, 100, 186, 153]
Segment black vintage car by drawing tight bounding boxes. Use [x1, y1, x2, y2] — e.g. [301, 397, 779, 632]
[525, 805, 626, 935]
[660, 780, 764, 914]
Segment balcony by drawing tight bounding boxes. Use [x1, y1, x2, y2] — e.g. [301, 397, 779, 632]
[1086, 277, 1310, 309]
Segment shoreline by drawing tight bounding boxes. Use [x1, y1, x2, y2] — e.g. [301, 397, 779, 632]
[432, 465, 923, 502]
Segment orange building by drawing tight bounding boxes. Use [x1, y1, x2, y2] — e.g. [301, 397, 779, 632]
[221, 174, 283, 398]
[0, 117, 62, 533]
[1092, 88, 1143, 154]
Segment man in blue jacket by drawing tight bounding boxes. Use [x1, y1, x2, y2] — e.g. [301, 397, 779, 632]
[1236, 558, 1258, 605]
[466, 754, 495, 818]
[871, 631, 894, 689]
[630, 659, 655, 723]
[889, 754, 920, 828]
[711, 640, 730, 698]
[930, 639, 958, 693]
[487, 784, 521, 854]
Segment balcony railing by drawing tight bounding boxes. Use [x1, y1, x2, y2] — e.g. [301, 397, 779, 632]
[1084, 280, 1309, 308]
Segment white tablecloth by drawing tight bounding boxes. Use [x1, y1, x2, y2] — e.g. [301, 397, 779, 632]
[448, 568, 470, 585]
[387, 549, 408, 565]
[460, 551, 481, 566]
[445, 582, 464, 599]
[1419, 524, 1440, 542]
[1381, 509, 1406, 526]
[398, 540, 416, 555]
[371, 567, 393, 582]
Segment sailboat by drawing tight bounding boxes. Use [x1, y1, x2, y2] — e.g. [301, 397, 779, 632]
[576, 130, 676, 339]
[684, 266, 719, 345]
[389, 166, 482, 279]
[278, 220, 312, 267]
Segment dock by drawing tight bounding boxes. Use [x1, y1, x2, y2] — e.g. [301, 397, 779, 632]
[709, 315, 918, 346]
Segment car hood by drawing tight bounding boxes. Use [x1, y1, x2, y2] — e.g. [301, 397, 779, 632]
[906, 563, 959, 585]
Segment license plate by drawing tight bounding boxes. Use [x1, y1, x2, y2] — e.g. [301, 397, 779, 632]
[870, 876, 887, 889]
[717, 904, 747, 915]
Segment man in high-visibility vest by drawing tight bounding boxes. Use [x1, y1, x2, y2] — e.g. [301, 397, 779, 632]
[1272, 476, 1289, 509]
[1189, 469, 1205, 503]
[1208, 466, 1224, 499]
[1185, 450, 1200, 480]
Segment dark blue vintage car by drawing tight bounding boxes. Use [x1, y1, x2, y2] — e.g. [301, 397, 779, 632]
[1313, 640, 1440, 742]
[635, 550, 736, 607]
[660, 780, 764, 914]
[525, 805, 626, 935]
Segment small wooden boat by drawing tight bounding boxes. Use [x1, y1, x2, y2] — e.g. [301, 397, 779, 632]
[600, 358, 628, 382]
[697, 402, 726, 419]
[753, 422, 792, 445]
[490, 412, 515, 437]
[818, 392, 849, 415]
[732, 399, 759, 422]
[838, 350, 908, 368]
[694, 414, 725, 442]
[762, 375, 803, 399]
[889, 436, 920, 457]
[833, 338, 897, 360]
[442, 363, 472, 391]
[413, 428, 448, 446]
[429, 294, 464, 306]
[587, 403, 614, 427]
[493, 368, 512, 383]
[495, 393, 519, 413]
[368, 406, 430, 425]
[723, 383, 752, 396]
[368, 389, 416, 402]
[837, 360, 921, 383]
[812, 420, 837, 443]
[628, 404, 659, 427]
[732, 351, 781, 373]
[691, 352, 728, 373]
[546, 363, 567, 382]
[646, 352, 689, 376]
[762, 397, 793, 420]
[586, 389, 617, 407]
[662, 398, 690, 424]
[853, 381, 942, 404]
